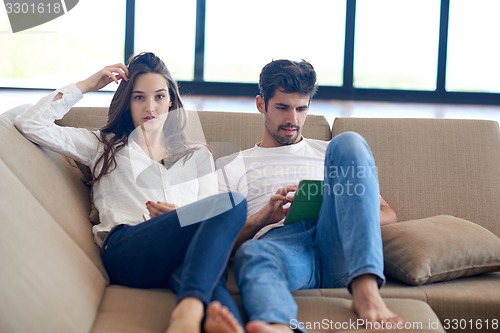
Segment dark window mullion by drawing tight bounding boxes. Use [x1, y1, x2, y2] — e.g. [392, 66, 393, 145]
[343, 0, 356, 92]
[194, 0, 206, 82]
[124, 0, 135, 63]
[436, 0, 450, 93]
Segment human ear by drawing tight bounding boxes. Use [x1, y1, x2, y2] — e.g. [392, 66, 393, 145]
[256, 95, 266, 114]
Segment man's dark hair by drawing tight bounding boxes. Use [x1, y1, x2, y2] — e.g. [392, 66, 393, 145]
[258, 59, 318, 108]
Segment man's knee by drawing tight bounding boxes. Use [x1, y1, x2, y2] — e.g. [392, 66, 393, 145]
[327, 131, 376, 167]
[329, 131, 369, 155]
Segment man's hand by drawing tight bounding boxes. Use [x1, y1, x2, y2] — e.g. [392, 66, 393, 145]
[256, 184, 297, 227]
[146, 201, 177, 218]
[231, 184, 297, 253]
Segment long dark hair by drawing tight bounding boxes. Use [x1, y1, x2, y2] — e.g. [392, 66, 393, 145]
[90, 52, 196, 183]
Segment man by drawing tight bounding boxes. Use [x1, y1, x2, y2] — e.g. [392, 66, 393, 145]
[217, 59, 401, 333]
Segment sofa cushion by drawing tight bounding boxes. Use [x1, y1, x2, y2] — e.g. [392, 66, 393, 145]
[1, 105, 108, 280]
[332, 118, 500, 238]
[0, 159, 105, 333]
[58, 108, 333, 160]
[196, 110, 332, 159]
[382, 215, 500, 285]
[92, 286, 176, 333]
[294, 297, 445, 332]
[419, 273, 500, 330]
[93, 287, 445, 333]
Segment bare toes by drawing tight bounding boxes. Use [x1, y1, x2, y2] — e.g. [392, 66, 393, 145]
[205, 302, 243, 333]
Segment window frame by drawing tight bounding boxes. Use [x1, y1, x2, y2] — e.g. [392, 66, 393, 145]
[3, 0, 500, 105]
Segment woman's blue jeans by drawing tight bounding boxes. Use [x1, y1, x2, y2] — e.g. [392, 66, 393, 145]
[234, 132, 385, 328]
[101, 191, 247, 324]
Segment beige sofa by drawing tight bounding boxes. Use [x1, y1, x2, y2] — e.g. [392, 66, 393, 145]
[1, 104, 500, 333]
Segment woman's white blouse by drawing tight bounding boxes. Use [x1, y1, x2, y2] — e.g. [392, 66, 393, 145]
[14, 83, 218, 246]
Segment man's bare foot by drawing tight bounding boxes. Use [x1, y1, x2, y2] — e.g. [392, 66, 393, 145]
[166, 297, 204, 333]
[351, 275, 403, 327]
[246, 320, 293, 333]
[205, 301, 244, 333]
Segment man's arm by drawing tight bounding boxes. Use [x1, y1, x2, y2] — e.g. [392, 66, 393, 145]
[380, 195, 397, 225]
[231, 185, 296, 253]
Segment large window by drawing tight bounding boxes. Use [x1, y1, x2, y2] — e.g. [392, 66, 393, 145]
[204, 0, 346, 85]
[0, 0, 125, 89]
[354, 0, 441, 90]
[1, 0, 499, 104]
[134, 0, 197, 81]
[446, 0, 500, 93]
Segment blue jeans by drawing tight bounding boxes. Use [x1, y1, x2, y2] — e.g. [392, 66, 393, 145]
[233, 132, 385, 329]
[101, 192, 247, 324]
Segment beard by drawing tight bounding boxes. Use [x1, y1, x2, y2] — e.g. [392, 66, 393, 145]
[267, 123, 301, 145]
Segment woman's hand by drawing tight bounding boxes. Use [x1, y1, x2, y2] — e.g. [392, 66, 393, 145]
[76, 63, 129, 94]
[146, 201, 177, 218]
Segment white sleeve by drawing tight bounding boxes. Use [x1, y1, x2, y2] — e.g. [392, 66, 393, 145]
[216, 152, 247, 195]
[14, 83, 101, 166]
[194, 146, 218, 199]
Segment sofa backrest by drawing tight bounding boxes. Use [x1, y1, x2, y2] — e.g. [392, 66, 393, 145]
[58, 107, 332, 159]
[58, 108, 500, 237]
[333, 117, 500, 237]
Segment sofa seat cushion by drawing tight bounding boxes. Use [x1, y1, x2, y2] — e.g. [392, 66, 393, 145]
[419, 273, 500, 332]
[94, 286, 444, 333]
[294, 297, 445, 332]
[382, 215, 500, 285]
[92, 286, 176, 333]
[294, 280, 429, 302]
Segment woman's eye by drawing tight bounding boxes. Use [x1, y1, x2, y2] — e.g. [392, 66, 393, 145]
[133, 95, 143, 100]
[156, 94, 165, 100]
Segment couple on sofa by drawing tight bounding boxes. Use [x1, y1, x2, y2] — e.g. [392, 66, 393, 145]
[14, 52, 401, 333]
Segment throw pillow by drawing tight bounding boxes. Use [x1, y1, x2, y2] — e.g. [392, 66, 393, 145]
[382, 215, 500, 285]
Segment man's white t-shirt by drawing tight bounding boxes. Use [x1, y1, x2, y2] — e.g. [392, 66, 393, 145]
[217, 138, 329, 238]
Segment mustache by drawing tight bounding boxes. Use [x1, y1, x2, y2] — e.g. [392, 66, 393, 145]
[278, 124, 300, 130]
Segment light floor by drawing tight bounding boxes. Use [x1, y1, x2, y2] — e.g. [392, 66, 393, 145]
[1, 89, 500, 126]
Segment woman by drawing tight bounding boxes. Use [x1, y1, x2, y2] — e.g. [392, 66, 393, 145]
[15, 52, 245, 333]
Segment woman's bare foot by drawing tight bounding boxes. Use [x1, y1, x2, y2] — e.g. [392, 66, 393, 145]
[205, 301, 244, 333]
[351, 275, 403, 328]
[246, 321, 293, 333]
[166, 297, 204, 333]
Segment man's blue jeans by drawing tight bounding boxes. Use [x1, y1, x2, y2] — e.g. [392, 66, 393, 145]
[101, 192, 247, 323]
[233, 132, 385, 327]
